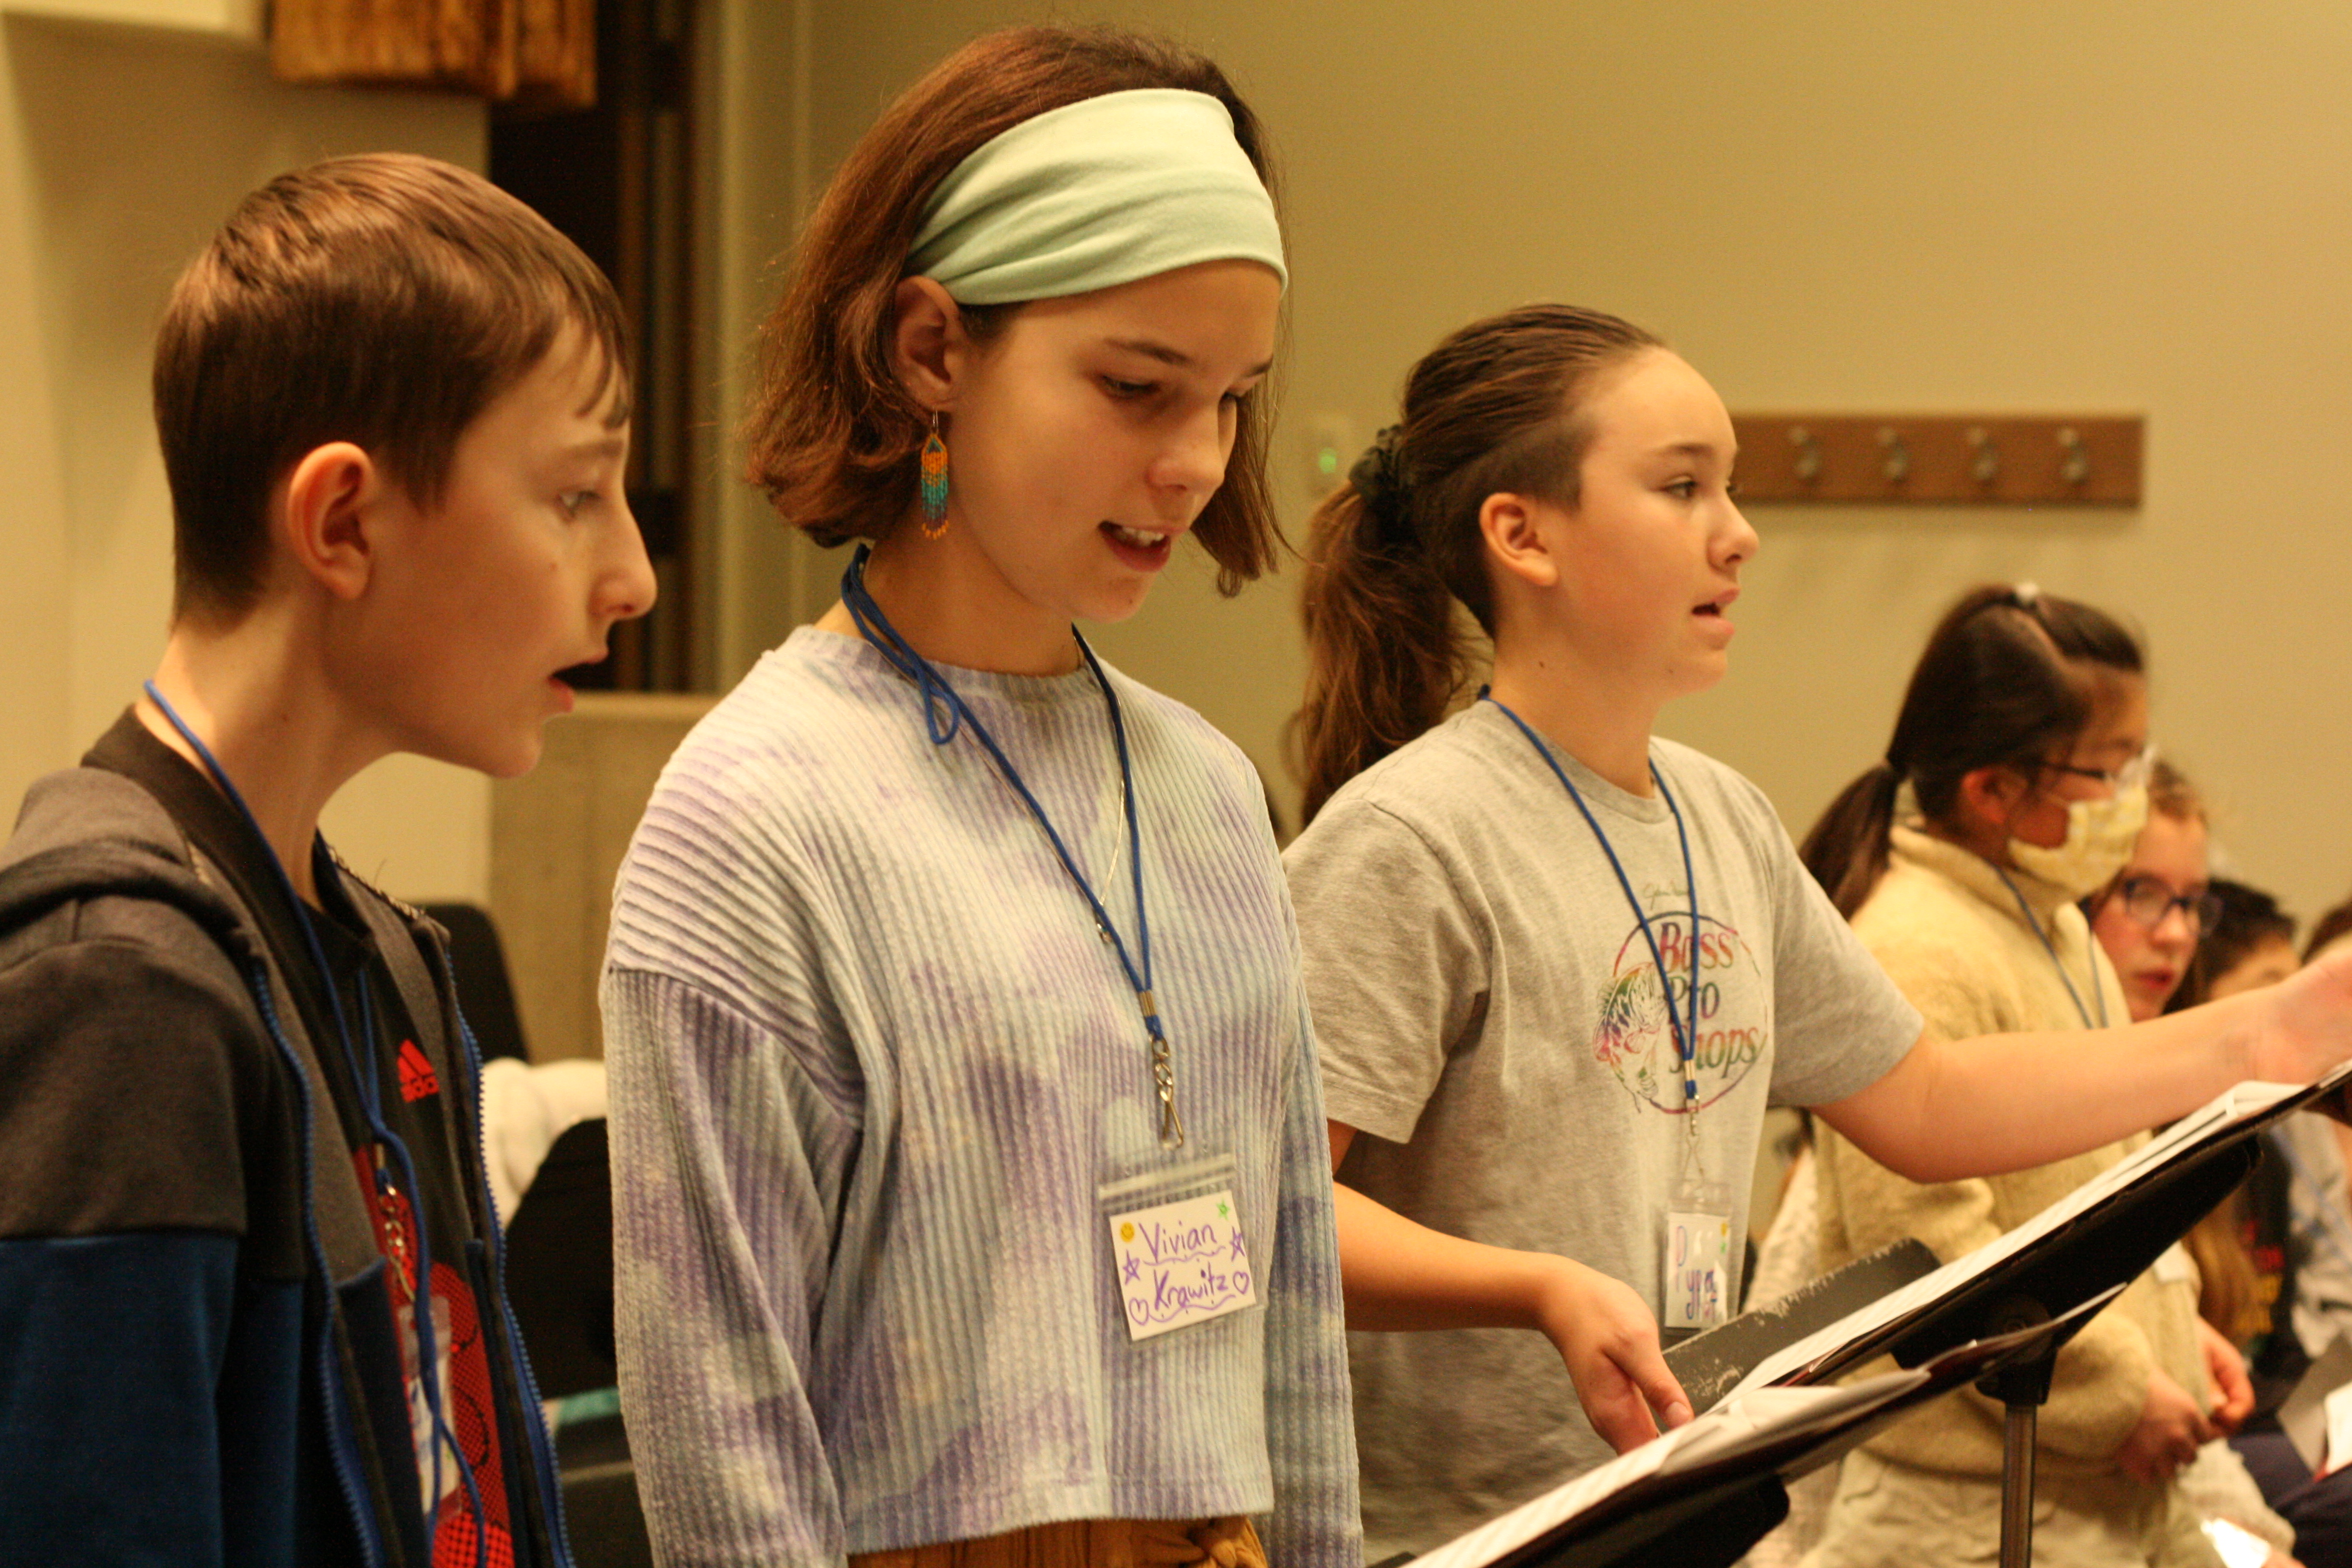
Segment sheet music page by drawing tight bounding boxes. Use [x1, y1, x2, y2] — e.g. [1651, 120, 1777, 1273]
[1727, 1077, 2306, 1399]
[1662, 1371, 1926, 1471]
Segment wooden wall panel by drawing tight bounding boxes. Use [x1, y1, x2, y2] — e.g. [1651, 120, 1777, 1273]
[1730, 414, 2143, 506]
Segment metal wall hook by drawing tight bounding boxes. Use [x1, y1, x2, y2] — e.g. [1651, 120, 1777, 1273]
[1728, 414, 2140, 505]
[1789, 425, 1822, 482]
[1967, 426, 2000, 485]
[2057, 426, 2090, 486]
[1877, 425, 1911, 483]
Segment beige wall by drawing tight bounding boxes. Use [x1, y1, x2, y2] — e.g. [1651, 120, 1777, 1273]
[0, 5, 489, 900]
[490, 693, 714, 1060]
[12, 2, 2352, 997]
[791, 1, 2352, 921]
[694, 0, 822, 691]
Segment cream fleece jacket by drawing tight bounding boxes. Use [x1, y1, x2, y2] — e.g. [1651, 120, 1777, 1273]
[1814, 825, 2207, 1480]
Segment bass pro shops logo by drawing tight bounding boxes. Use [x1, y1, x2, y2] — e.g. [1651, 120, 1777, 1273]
[1591, 907, 1765, 1113]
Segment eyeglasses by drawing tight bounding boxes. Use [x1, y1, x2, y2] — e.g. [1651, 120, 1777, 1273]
[2043, 743, 2157, 792]
[2106, 874, 2223, 933]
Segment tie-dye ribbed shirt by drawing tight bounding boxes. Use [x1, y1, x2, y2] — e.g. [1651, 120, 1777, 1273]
[603, 626, 1360, 1567]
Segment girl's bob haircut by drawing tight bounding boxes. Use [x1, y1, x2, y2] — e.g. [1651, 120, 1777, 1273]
[745, 25, 1283, 594]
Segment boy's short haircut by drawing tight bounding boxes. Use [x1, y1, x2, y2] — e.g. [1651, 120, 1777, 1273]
[154, 152, 631, 626]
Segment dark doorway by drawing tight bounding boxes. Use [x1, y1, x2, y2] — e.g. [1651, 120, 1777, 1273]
[491, 0, 698, 692]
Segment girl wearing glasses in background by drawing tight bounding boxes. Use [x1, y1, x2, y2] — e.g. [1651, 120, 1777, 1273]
[2089, 762, 2227, 1027]
[2089, 765, 2308, 1567]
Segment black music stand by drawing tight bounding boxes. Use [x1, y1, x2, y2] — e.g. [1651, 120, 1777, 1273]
[1400, 1073, 2341, 1568]
[1535, 1469, 1788, 1568]
[1868, 1133, 2262, 1568]
[1642, 1141, 2258, 1568]
[1400, 1303, 2102, 1568]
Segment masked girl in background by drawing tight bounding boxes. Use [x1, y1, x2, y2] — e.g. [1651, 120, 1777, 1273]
[1283, 304, 2352, 1561]
[1798, 596, 2264, 1568]
[603, 29, 1356, 1567]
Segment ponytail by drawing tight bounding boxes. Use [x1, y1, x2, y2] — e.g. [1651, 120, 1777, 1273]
[1291, 304, 1663, 824]
[1295, 450, 1474, 825]
[1799, 763, 1903, 920]
[1800, 583, 2146, 917]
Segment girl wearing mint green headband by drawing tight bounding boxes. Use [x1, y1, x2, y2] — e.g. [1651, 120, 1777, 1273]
[606, 27, 1355, 1568]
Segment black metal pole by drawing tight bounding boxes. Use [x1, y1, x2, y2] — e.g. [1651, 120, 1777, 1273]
[1975, 1295, 2058, 1568]
[2000, 1399, 2037, 1568]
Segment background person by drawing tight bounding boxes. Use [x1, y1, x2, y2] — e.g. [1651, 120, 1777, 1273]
[1800, 588, 2244, 1568]
[2089, 761, 2224, 1025]
[2083, 767, 2302, 1566]
[2177, 882, 2302, 1015]
[2181, 886, 2352, 1568]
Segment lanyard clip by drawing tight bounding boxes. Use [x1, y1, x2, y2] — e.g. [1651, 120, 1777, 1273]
[1149, 1024, 1184, 1148]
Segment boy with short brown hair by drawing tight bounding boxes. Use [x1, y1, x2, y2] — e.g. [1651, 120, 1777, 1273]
[0, 152, 653, 1566]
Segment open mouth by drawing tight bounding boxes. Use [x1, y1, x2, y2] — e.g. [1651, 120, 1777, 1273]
[552, 647, 611, 694]
[1101, 521, 1175, 568]
[1694, 588, 1740, 619]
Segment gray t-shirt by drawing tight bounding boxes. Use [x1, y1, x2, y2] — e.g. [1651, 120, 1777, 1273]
[1284, 702, 1920, 1558]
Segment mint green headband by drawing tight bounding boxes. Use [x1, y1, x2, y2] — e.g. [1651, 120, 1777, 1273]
[906, 87, 1285, 306]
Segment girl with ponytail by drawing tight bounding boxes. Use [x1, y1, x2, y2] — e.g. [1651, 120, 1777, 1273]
[1281, 304, 2352, 1562]
[1800, 593, 2261, 1568]
[1799, 583, 2152, 921]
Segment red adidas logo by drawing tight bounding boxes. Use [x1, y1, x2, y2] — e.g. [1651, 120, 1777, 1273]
[397, 1039, 440, 1102]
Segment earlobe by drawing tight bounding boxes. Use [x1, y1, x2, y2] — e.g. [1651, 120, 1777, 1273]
[1478, 493, 1561, 589]
[890, 275, 967, 410]
[279, 442, 379, 602]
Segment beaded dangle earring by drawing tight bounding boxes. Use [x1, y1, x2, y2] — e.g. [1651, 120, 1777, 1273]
[919, 411, 951, 538]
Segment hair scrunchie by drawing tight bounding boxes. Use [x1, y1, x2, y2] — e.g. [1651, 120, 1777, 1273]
[1348, 425, 1411, 538]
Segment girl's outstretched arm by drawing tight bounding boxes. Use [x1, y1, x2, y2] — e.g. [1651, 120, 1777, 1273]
[1327, 1120, 1693, 1453]
[1817, 945, 2352, 1183]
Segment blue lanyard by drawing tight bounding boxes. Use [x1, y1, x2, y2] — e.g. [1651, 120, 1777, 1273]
[142, 682, 485, 1562]
[1481, 693, 1706, 1121]
[1995, 867, 2108, 1030]
[839, 546, 1184, 1148]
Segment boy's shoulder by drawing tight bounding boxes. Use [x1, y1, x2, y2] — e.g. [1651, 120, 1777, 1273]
[0, 764, 287, 1240]
[0, 762, 253, 970]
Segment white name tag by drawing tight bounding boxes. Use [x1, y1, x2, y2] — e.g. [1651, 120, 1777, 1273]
[1664, 1207, 1731, 1330]
[1107, 1186, 1258, 1341]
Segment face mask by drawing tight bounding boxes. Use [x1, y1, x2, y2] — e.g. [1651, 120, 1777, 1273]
[2009, 782, 2149, 898]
